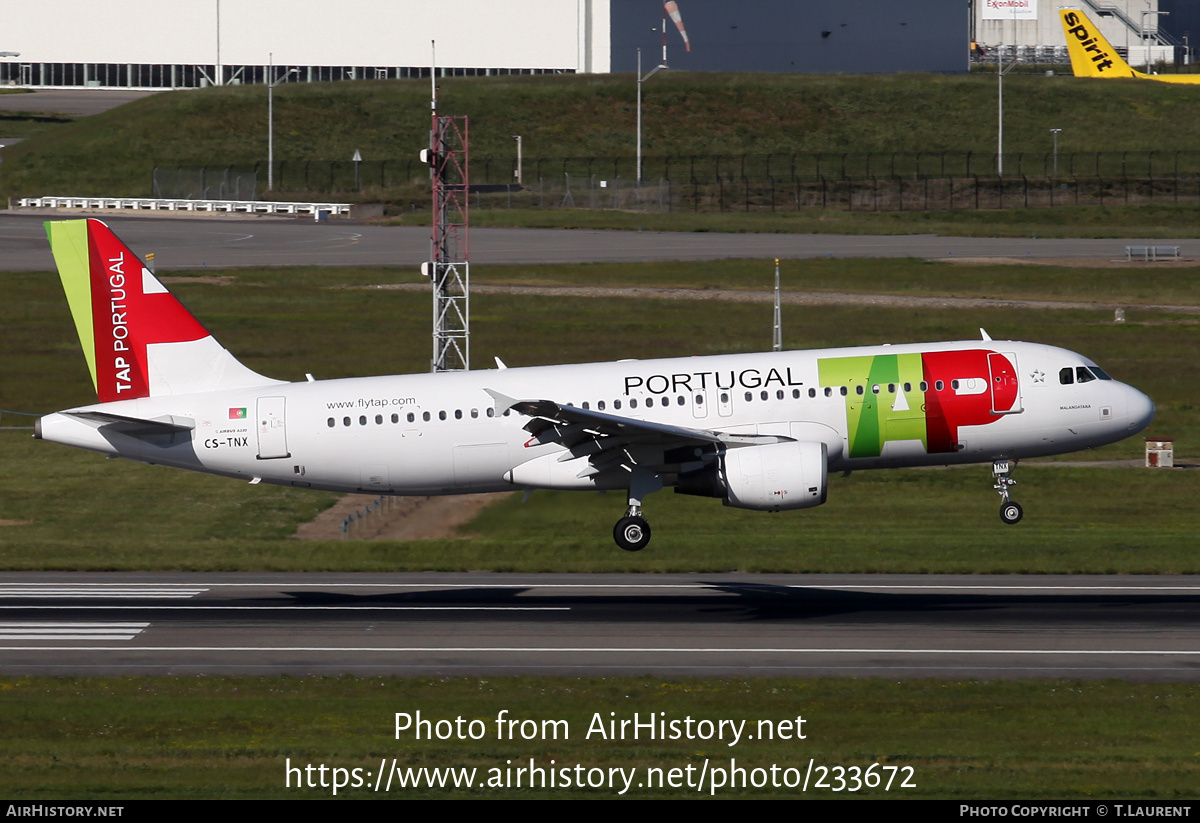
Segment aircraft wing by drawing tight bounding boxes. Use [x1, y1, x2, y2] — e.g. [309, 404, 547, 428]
[486, 389, 792, 472]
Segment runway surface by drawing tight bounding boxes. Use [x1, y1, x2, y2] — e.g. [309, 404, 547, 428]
[2, 212, 1196, 271]
[3, 572, 1200, 680]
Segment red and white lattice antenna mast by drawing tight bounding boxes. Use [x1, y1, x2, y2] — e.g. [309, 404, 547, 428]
[422, 40, 470, 372]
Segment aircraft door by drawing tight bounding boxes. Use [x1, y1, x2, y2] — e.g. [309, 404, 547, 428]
[256, 396, 290, 459]
[717, 389, 734, 417]
[691, 389, 709, 420]
[988, 353, 1022, 414]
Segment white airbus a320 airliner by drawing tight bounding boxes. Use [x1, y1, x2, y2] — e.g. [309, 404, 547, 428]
[37, 219, 1154, 551]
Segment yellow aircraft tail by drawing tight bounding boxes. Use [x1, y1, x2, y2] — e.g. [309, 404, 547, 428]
[1059, 9, 1142, 79]
[1059, 8, 1200, 84]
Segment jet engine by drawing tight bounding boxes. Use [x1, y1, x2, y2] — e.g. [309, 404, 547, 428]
[675, 441, 827, 512]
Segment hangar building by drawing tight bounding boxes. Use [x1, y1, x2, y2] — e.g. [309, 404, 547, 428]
[0, 0, 966, 89]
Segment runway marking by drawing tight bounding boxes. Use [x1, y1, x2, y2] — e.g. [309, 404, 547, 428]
[0, 622, 148, 641]
[0, 586, 207, 599]
[2, 646, 1198, 655]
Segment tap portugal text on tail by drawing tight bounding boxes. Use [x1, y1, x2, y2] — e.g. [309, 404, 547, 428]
[35, 219, 1155, 551]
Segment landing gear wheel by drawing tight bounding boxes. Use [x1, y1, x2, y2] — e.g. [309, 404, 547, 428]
[1000, 501, 1024, 525]
[614, 516, 652, 552]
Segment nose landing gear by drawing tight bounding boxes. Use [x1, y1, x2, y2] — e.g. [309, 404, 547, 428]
[993, 459, 1023, 524]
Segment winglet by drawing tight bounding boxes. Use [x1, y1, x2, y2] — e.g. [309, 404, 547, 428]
[484, 388, 519, 412]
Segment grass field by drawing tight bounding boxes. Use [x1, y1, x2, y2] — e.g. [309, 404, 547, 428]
[1, 257, 1195, 572]
[409, 203, 1200, 239]
[2, 676, 1198, 799]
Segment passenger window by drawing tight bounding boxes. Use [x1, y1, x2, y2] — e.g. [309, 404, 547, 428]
[439, 411, 447, 420]
[391, 413, 399, 424]
[486, 408, 494, 418]
[630, 399, 638, 409]
[761, 391, 769, 401]
[327, 418, 335, 428]
[375, 414, 383, 424]
[407, 412, 415, 423]
[903, 382, 911, 392]
[471, 409, 478, 418]
[695, 394, 703, 405]
[935, 380, 944, 391]
[871, 385, 880, 395]
[614, 400, 622, 409]
[1059, 368, 1074, 385]
[807, 389, 815, 398]
[839, 387, 848, 396]
[719, 393, 729, 403]
[951, 379, 960, 390]
[598, 401, 606, 410]
[423, 412, 431, 422]
[677, 396, 685, 406]
[582, 402, 589, 410]
[888, 383, 896, 393]
[919, 381, 928, 391]
[359, 416, 367, 426]
[343, 417, 351, 427]
[454, 409, 463, 419]
[745, 392, 753, 402]
[856, 385, 864, 396]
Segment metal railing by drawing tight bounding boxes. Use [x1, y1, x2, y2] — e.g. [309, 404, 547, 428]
[14, 195, 351, 215]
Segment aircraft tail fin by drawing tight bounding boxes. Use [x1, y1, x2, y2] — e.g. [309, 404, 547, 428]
[1059, 9, 1144, 79]
[45, 218, 282, 403]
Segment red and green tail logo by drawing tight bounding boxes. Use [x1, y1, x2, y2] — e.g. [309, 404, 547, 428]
[45, 219, 210, 403]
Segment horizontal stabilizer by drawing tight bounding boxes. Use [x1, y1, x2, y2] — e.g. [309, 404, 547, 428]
[63, 410, 194, 438]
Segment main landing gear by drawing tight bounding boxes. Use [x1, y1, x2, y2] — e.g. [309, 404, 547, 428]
[614, 508, 651, 552]
[993, 459, 1023, 525]
[613, 470, 661, 551]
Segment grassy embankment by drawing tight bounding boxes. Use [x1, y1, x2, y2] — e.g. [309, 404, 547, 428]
[2, 257, 1196, 573]
[5, 73, 1200, 235]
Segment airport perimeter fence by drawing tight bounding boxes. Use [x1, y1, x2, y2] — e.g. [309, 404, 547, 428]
[151, 166, 258, 201]
[164, 151, 1200, 213]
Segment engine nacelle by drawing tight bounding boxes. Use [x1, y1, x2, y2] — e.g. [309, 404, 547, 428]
[676, 441, 828, 512]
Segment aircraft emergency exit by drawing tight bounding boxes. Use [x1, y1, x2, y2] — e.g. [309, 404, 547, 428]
[36, 219, 1155, 551]
[1059, 9, 1200, 84]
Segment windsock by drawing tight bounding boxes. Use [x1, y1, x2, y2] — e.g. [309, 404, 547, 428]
[664, 1, 691, 52]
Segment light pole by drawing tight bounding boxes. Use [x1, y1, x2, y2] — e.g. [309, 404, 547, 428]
[997, 46, 1018, 178]
[1141, 7, 1169, 73]
[1050, 128, 1062, 178]
[636, 47, 667, 185]
[267, 53, 299, 192]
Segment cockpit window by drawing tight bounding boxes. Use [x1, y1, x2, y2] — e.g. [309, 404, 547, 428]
[1091, 366, 1113, 380]
[1059, 368, 1074, 385]
[1076, 366, 1097, 384]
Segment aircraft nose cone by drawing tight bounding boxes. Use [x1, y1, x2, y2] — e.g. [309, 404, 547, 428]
[1126, 386, 1155, 433]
